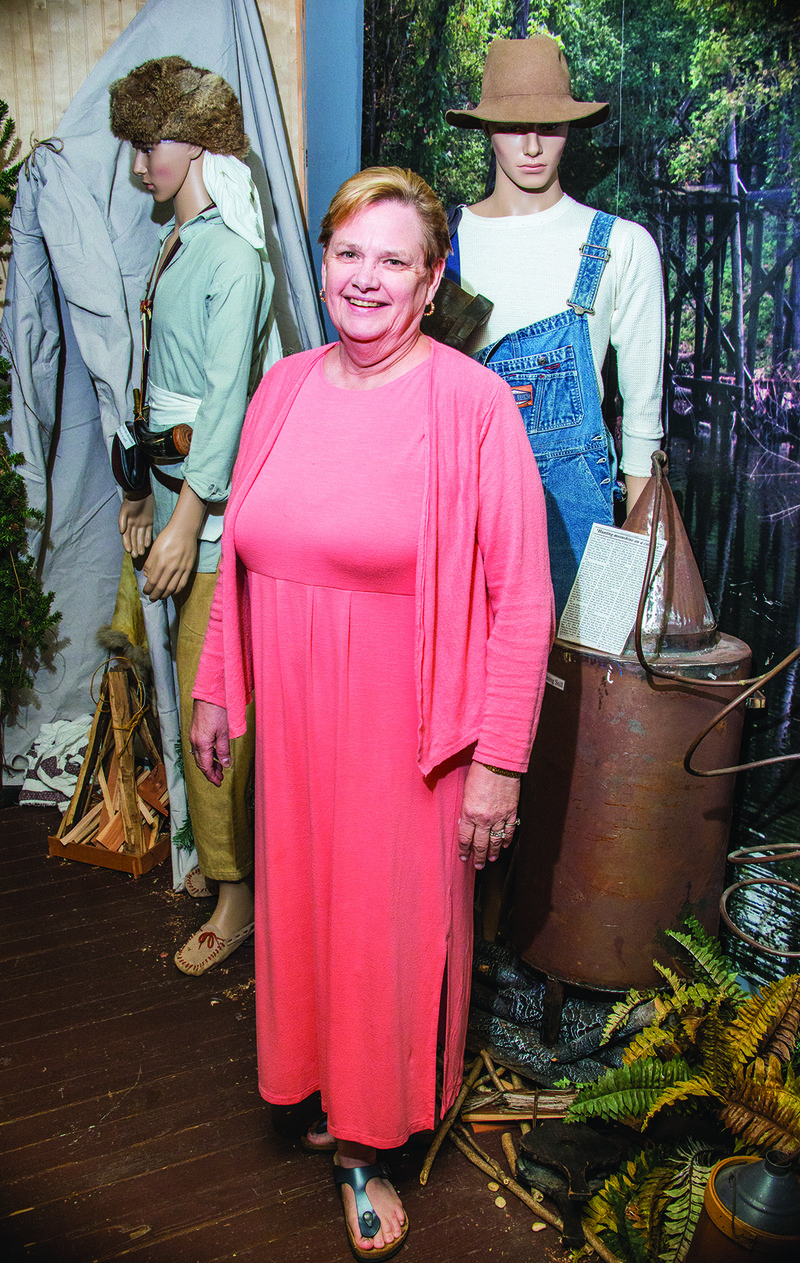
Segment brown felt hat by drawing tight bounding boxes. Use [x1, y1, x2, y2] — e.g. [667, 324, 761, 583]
[109, 56, 249, 158]
[446, 36, 609, 130]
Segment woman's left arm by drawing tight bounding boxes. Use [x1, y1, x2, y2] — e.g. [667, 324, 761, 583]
[458, 379, 555, 869]
[458, 761, 520, 870]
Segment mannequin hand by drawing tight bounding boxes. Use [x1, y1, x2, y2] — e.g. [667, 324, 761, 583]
[142, 481, 207, 601]
[190, 699, 230, 786]
[625, 474, 648, 513]
[142, 522, 199, 601]
[458, 761, 521, 870]
[119, 494, 154, 558]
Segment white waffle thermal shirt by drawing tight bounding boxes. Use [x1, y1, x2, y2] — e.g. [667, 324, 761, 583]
[455, 195, 665, 478]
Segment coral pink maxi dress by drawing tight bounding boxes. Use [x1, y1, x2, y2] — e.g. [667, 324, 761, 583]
[232, 355, 474, 1149]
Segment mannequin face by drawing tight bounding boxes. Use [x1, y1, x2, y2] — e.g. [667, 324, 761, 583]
[132, 140, 202, 203]
[487, 122, 569, 199]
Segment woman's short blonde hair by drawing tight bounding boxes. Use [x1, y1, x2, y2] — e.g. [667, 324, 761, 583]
[319, 167, 451, 274]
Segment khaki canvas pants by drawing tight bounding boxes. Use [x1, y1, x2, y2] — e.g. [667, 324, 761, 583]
[175, 570, 254, 882]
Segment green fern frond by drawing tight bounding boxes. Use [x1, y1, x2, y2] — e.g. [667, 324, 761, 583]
[643, 1072, 720, 1128]
[654, 959, 687, 995]
[727, 975, 800, 1069]
[582, 1151, 664, 1263]
[665, 918, 744, 1000]
[603, 988, 657, 1042]
[698, 1002, 738, 1089]
[657, 1146, 719, 1263]
[718, 1070, 800, 1155]
[567, 1057, 693, 1126]
[624, 1022, 679, 1065]
[653, 981, 719, 1022]
[623, 985, 719, 1067]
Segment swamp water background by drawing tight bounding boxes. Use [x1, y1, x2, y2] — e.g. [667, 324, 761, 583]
[665, 401, 800, 984]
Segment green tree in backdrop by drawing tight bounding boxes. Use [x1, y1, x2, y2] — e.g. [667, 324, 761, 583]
[362, 0, 798, 220]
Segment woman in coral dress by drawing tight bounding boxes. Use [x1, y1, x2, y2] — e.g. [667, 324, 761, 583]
[191, 167, 553, 1260]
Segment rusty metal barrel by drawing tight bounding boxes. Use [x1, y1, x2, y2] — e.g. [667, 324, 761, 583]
[509, 633, 751, 989]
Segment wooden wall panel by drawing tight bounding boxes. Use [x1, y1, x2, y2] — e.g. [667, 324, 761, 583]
[1, 1, 148, 149]
[258, 0, 306, 205]
[0, 0, 305, 197]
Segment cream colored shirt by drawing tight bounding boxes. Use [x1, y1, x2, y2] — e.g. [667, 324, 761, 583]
[456, 195, 665, 478]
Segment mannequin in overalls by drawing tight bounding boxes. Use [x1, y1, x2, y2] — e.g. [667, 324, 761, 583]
[109, 58, 276, 974]
[445, 36, 665, 616]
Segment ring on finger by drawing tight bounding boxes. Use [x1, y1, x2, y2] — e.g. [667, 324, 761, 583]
[489, 817, 522, 841]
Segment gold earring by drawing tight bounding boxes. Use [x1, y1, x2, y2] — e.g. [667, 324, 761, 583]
[319, 288, 326, 304]
[424, 299, 435, 317]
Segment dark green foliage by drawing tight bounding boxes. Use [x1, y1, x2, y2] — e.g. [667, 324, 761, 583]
[363, 2, 798, 227]
[583, 1140, 724, 1263]
[362, 0, 517, 205]
[665, 915, 747, 1001]
[171, 740, 195, 852]
[0, 422, 61, 766]
[570, 919, 800, 1261]
[1, 99, 21, 252]
[567, 1056, 694, 1125]
[171, 817, 196, 853]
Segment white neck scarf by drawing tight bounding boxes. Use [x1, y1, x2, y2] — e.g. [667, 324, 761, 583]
[201, 152, 266, 250]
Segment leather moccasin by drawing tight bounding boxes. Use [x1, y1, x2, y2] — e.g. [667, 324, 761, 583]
[183, 866, 217, 899]
[174, 921, 254, 976]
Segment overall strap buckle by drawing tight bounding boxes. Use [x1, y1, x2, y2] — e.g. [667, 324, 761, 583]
[566, 210, 617, 317]
[578, 241, 612, 264]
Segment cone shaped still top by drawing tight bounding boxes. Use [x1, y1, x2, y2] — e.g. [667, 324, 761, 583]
[622, 452, 718, 652]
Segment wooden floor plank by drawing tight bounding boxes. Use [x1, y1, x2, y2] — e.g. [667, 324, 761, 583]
[0, 804, 574, 1263]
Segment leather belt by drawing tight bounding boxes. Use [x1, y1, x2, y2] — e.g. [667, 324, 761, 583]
[151, 466, 185, 494]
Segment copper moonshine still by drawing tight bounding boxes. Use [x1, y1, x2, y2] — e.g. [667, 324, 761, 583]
[510, 455, 753, 991]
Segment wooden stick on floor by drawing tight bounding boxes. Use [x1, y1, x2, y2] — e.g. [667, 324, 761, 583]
[419, 1054, 484, 1186]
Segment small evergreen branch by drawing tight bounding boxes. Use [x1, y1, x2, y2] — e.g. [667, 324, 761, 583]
[0, 99, 22, 253]
[0, 430, 61, 765]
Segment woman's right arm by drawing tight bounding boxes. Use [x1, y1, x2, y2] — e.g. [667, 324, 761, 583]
[190, 699, 230, 786]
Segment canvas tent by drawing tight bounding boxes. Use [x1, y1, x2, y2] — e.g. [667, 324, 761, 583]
[2, 0, 325, 882]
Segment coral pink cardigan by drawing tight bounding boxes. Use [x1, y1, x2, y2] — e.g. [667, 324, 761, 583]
[194, 339, 554, 775]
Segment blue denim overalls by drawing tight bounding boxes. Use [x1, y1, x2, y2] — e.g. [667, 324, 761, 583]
[447, 208, 619, 615]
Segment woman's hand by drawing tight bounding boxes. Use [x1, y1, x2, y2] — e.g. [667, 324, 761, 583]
[142, 482, 207, 601]
[458, 761, 521, 870]
[119, 494, 154, 558]
[189, 699, 231, 786]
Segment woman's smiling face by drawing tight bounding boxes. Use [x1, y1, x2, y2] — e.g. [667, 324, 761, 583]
[321, 200, 444, 356]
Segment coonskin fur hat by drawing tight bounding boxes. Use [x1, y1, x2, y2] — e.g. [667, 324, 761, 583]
[109, 56, 249, 158]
